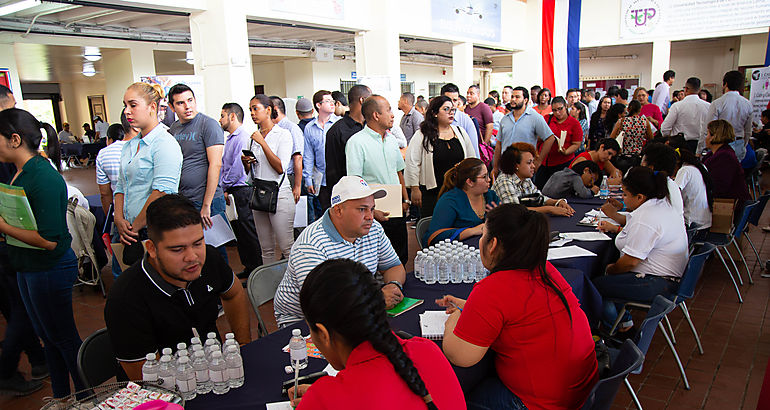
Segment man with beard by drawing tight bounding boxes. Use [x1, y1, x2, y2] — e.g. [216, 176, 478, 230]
[104, 195, 250, 380]
[493, 86, 556, 178]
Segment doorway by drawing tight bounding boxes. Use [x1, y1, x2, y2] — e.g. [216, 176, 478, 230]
[87, 95, 107, 125]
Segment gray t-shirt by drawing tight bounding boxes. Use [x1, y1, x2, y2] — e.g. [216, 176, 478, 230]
[168, 113, 224, 203]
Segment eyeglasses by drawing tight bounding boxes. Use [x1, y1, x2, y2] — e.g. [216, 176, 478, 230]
[321, 98, 335, 105]
[476, 174, 490, 180]
[441, 107, 457, 114]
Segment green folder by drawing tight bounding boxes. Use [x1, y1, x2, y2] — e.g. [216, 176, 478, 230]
[0, 183, 42, 250]
[387, 297, 424, 317]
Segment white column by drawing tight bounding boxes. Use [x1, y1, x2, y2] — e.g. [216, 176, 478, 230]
[452, 42, 474, 91]
[189, 0, 254, 122]
[353, 1, 401, 106]
[103, 46, 157, 124]
[650, 40, 671, 89]
[0, 43, 23, 106]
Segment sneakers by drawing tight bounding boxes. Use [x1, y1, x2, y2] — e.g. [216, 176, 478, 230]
[30, 364, 49, 381]
[0, 372, 43, 396]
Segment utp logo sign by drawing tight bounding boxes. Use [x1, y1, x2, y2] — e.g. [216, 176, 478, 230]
[624, 0, 660, 35]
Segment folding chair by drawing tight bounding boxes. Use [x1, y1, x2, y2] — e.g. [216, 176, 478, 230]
[415, 216, 432, 249]
[742, 194, 770, 270]
[246, 260, 288, 338]
[77, 328, 128, 388]
[580, 340, 645, 410]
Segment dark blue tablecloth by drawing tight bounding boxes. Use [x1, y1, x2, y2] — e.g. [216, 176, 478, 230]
[61, 143, 83, 156]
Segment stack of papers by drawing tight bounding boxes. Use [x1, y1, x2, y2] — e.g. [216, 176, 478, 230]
[547, 245, 597, 260]
[561, 232, 612, 241]
[419, 311, 450, 340]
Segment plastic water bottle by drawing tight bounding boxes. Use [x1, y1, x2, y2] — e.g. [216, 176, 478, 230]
[437, 252, 449, 284]
[206, 332, 221, 350]
[414, 251, 423, 280]
[204, 339, 219, 360]
[189, 337, 201, 357]
[158, 355, 176, 389]
[599, 176, 609, 199]
[475, 250, 487, 282]
[209, 351, 230, 394]
[162, 347, 173, 357]
[176, 350, 189, 366]
[192, 350, 212, 394]
[450, 252, 462, 284]
[142, 353, 159, 382]
[289, 329, 308, 370]
[224, 345, 244, 388]
[175, 356, 197, 401]
[423, 252, 437, 284]
[224, 333, 236, 350]
[175, 343, 187, 360]
[463, 251, 476, 283]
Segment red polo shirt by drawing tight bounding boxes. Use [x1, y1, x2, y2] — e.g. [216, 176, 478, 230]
[540, 115, 583, 167]
[297, 335, 465, 410]
[454, 263, 598, 410]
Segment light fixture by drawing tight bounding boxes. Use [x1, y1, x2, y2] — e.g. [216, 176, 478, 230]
[185, 51, 194, 65]
[0, 0, 41, 17]
[82, 62, 95, 77]
[84, 46, 101, 62]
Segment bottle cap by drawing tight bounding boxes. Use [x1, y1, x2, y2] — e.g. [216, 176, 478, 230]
[190, 337, 201, 345]
[162, 348, 172, 355]
[225, 333, 235, 339]
[207, 332, 217, 339]
[177, 342, 186, 350]
[211, 351, 222, 358]
[292, 329, 301, 336]
[145, 353, 156, 361]
[178, 356, 189, 364]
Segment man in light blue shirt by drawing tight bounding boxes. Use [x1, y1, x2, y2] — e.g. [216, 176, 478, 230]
[271, 96, 304, 203]
[493, 86, 555, 177]
[303, 90, 339, 222]
[441, 83, 480, 158]
[703, 70, 753, 161]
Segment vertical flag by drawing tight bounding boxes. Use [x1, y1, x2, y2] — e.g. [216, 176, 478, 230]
[542, 0, 582, 96]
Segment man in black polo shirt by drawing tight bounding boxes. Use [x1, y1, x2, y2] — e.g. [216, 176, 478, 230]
[104, 195, 250, 380]
[322, 84, 371, 210]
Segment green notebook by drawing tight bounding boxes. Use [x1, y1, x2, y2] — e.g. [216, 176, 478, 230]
[387, 297, 424, 317]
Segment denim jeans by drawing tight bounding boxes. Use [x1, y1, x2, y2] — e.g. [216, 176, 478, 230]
[592, 272, 679, 328]
[193, 195, 229, 264]
[17, 249, 85, 397]
[467, 376, 528, 410]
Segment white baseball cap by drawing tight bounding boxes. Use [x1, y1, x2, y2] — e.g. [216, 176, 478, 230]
[331, 176, 386, 207]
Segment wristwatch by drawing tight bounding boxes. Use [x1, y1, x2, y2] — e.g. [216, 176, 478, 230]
[403, 199, 412, 205]
[384, 280, 403, 291]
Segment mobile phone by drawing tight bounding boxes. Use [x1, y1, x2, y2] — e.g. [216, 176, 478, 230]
[242, 149, 256, 158]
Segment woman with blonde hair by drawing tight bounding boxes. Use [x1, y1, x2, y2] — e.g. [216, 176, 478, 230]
[423, 158, 499, 246]
[702, 119, 750, 205]
[114, 82, 183, 249]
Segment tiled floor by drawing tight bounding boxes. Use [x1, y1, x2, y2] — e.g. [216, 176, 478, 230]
[0, 166, 767, 409]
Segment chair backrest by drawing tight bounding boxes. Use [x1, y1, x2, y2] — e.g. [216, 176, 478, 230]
[581, 340, 645, 410]
[633, 295, 676, 372]
[733, 200, 759, 240]
[77, 328, 127, 388]
[415, 216, 432, 249]
[677, 242, 716, 301]
[246, 260, 288, 337]
[748, 194, 770, 227]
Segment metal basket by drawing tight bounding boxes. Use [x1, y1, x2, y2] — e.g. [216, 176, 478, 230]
[39, 380, 185, 409]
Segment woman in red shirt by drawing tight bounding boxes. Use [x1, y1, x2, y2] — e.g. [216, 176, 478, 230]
[289, 259, 465, 410]
[533, 88, 552, 116]
[633, 87, 663, 129]
[534, 96, 584, 189]
[437, 203, 598, 410]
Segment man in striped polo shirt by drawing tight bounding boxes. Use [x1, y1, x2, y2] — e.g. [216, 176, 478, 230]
[273, 176, 407, 327]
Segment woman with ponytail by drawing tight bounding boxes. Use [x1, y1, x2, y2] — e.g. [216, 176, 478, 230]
[423, 158, 499, 246]
[289, 259, 465, 409]
[0, 108, 86, 397]
[593, 166, 688, 333]
[437, 203, 598, 409]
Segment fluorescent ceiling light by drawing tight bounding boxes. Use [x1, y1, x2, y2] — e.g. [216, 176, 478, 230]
[185, 51, 194, 65]
[0, 0, 41, 17]
[84, 46, 101, 62]
[82, 62, 95, 77]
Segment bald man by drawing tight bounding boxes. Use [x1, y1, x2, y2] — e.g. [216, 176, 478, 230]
[0, 85, 15, 111]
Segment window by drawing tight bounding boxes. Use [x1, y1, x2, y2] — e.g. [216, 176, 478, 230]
[401, 82, 414, 94]
[429, 82, 446, 98]
[340, 80, 356, 95]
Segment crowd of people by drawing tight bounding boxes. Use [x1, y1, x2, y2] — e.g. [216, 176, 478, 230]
[0, 63, 764, 408]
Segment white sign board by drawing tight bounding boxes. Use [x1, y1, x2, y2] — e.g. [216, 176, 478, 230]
[620, 0, 770, 40]
[749, 66, 770, 127]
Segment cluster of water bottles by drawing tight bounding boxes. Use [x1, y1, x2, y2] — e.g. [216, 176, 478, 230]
[141, 332, 244, 401]
[414, 239, 489, 285]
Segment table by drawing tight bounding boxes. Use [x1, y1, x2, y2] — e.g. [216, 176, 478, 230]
[186, 267, 602, 409]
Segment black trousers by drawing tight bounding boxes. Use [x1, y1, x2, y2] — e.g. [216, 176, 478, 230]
[380, 217, 408, 266]
[229, 186, 263, 272]
[319, 185, 332, 213]
[685, 139, 699, 155]
[534, 161, 570, 190]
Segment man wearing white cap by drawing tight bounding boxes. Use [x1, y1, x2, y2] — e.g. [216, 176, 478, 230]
[273, 175, 406, 327]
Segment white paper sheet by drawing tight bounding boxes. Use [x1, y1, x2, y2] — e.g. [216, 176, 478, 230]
[203, 214, 236, 247]
[323, 363, 338, 377]
[370, 184, 403, 218]
[224, 194, 238, 221]
[265, 401, 293, 410]
[294, 196, 308, 228]
[547, 245, 597, 260]
[561, 232, 612, 241]
[419, 311, 450, 339]
[549, 237, 573, 247]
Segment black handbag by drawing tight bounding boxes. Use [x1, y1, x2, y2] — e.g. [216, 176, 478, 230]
[519, 192, 545, 207]
[247, 141, 286, 213]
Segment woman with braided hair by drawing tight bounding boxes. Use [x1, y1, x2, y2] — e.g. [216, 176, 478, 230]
[288, 259, 465, 409]
[437, 203, 597, 410]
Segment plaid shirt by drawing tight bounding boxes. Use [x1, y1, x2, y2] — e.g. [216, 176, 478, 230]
[492, 173, 550, 204]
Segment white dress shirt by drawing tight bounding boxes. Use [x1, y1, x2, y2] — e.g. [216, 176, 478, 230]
[660, 94, 710, 142]
[675, 165, 712, 229]
[652, 82, 671, 115]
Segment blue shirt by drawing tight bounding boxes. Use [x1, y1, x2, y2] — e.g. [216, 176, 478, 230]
[219, 126, 249, 191]
[345, 126, 405, 185]
[452, 110, 480, 157]
[302, 115, 339, 189]
[277, 117, 305, 175]
[115, 124, 183, 223]
[498, 107, 555, 153]
[273, 209, 401, 326]
[424, 187, 500, 245]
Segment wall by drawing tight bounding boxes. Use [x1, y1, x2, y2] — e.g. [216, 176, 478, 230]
[579, 44, 653, 90]
[59, 78, 107, 138]
[312, 59, 356, 94]
[252, 61, 287, 97]
[739, 33, 770, 67]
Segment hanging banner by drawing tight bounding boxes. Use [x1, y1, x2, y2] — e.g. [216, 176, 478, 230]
[620, 0, 770, 40]
[431, 0, 501, 42]
[749, 66, 770, 127]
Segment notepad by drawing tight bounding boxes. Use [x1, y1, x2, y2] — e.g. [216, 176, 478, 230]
[547, 245, 597, 260]
[387, 297, 424, 317]
[203, 214, 236, 247]
[370, 184, 403, 218]
[265, 401, 292, 410]
[419, 311, 450, 340]
[561, 232, 612, 241]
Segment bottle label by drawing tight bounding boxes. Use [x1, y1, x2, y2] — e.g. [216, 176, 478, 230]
[160, 375, 175, 388]
[290, 348, 307, 361]
[210, 369, 226, 382]
[228, 367, 244, 379]
[195, 369, 209, 381]
[142, 372, 158, 382]
[177, 378, 196, 392]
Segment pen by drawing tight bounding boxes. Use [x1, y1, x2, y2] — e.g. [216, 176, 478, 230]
[449, 301, 463, 312]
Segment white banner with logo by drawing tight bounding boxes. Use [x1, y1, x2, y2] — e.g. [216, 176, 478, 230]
[749, 66, 770, 127]
[620, 0, 770, 40]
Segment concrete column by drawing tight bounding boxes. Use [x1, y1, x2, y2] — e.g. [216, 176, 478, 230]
[650, 40, 671, 89]
[452, 42, 474, 91]
[0, 43, 23, 107]
[189, 0, 254, 122]
[353, 1, 401, 106]
[102, 46, 157, 125]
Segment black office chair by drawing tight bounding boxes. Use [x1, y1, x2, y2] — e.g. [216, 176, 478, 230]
[581, 340, 645, 410]
[77, 328, 128, 388]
